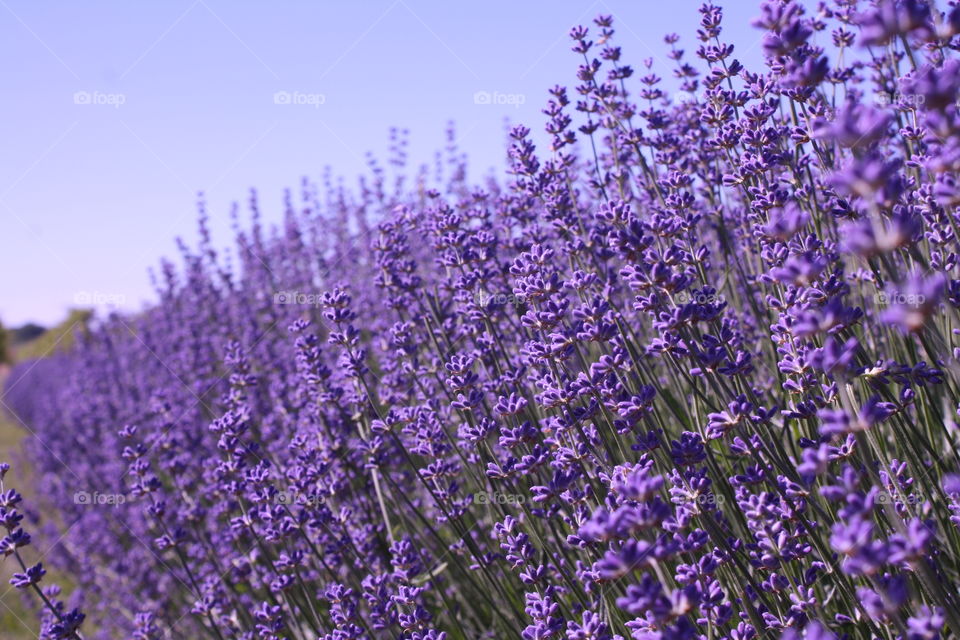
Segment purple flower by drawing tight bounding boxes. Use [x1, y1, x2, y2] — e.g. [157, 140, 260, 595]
[858, 0, 933, 46]
[881, 272, 946, 333]
[814, 102, 892, 149]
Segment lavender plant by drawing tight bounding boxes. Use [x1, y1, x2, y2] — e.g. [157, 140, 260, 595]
[6, 1, 960, 639]
[0, 462, 85, 639]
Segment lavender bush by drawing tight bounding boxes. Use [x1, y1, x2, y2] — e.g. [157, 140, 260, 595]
[6, 1, 960, 638]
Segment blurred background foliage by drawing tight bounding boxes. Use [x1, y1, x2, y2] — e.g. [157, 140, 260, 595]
[0, 308, 93, 638]
[4, 309, 92, 364]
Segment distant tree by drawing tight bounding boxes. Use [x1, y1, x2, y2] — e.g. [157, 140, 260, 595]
[10, 323, 45, 346]
[0, 318, 8, 364]
[15, 311, 90, 362]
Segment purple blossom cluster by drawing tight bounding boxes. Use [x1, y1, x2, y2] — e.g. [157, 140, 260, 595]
[7, 1, 960, 639]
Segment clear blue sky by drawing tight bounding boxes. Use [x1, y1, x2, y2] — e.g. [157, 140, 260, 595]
[0, 0, 773, 326]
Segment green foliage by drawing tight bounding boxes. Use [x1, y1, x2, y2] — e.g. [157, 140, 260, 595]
[14, 310, 91, 363]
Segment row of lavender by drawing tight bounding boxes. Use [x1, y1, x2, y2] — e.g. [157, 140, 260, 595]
[7, 1, 960, 638]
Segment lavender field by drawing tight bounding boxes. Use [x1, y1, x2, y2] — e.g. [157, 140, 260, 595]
[5, 1, 960, 638]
